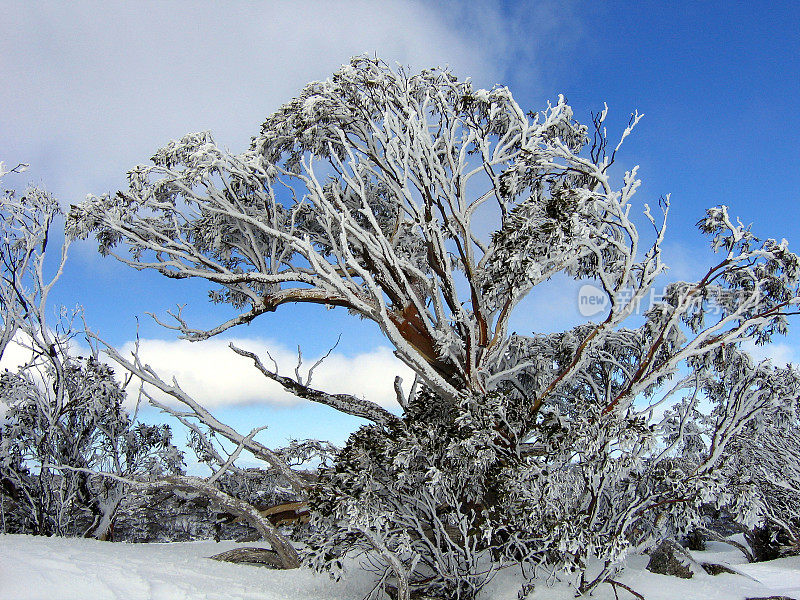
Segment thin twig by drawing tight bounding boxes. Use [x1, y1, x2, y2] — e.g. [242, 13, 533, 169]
[606, 579, 645, 600]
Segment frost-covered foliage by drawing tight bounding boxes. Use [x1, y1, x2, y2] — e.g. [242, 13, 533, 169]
[305, 390, 513, 598]
[0, 357, 182, 537]
[0, 169, 183, 538]
[708, 352, 800, 559]
[68, 58, 800, 598]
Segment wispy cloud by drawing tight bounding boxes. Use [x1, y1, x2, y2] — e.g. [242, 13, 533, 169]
[741, 340, 796, 368]
[2, 1, 561, 204]
[2, 1, 584, 208]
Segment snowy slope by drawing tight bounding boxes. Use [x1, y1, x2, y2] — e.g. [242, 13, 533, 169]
[0, 535, 373, 600]
[1, 534, 798, 600]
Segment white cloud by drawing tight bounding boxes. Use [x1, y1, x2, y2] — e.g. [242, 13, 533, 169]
[0, 331, 91, 376]
[1, 331, 412, 413]
[0, 338, 36, 374]
[118, 337, 413, 410]
[741, 340, 796, 368]
[0, 1, 532, 205]
[1, 1, 580, 208]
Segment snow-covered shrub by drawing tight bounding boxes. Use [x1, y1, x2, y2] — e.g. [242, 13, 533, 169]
[306, 388, 512, 599]
[0, 357, 182, 537]
[0, 170, 183, 538]
[710, 355, 800, 559]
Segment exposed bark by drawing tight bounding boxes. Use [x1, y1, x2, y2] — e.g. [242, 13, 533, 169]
[209, 547, 284, 569]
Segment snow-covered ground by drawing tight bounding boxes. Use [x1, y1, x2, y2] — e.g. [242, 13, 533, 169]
[1, 534, 799, 600]
[0, 536, 374, 600]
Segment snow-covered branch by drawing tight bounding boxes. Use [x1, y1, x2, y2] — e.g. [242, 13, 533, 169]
[91, 333, 309, 494]
[228, 343, 401, 428]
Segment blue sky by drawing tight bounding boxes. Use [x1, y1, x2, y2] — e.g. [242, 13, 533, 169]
[2, 1, 800, 456]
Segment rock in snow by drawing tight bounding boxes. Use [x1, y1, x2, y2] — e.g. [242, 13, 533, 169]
[646, 539, 699, 579]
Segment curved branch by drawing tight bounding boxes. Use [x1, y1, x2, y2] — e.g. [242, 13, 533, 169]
[229, 343, 402, 429]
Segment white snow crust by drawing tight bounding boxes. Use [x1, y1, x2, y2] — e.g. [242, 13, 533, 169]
[1, 534, 799, 600]
[0, 535, 372, 600]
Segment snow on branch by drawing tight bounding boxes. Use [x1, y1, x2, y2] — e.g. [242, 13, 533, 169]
[68, 56, 664, 404]
[90, 331, 309, 493]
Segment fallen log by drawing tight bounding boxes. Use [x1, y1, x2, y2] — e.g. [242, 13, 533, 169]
[209, 547, 284, 569]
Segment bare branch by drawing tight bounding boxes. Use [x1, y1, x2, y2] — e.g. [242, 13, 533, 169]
[229, 343, 401, 428]
[89, 332, 309, 493]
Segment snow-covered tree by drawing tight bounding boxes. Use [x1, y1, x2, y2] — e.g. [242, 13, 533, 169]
[68, 57, 800, 598]
[0, 168, 182, 538]
[706, 351, 800, 560]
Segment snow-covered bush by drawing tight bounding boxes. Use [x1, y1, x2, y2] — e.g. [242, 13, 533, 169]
[0, 169, 183, 538]
[306, 389, 512, 599]
[68, 57, 800, 598]
[0, 357, 182, 537]
[709, 353, 800, 559]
